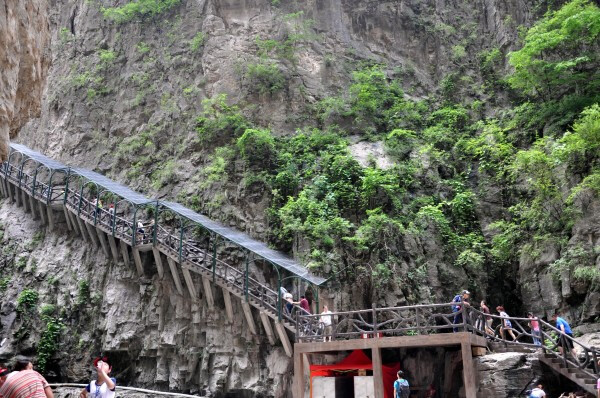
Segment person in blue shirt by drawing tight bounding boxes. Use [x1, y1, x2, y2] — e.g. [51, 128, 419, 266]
[451, 290, 470, 332]
[393, 370, 410, 398]
[552, 312, 574, 356]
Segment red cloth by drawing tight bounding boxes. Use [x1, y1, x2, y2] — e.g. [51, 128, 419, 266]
[309, 350, 401, 398]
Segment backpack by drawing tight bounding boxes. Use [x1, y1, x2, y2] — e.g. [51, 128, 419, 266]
[394, 379, 410, 398]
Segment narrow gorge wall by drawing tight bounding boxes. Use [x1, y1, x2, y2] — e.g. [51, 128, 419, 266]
[0, 199, 291, 396]
[0, 0, 50, 161]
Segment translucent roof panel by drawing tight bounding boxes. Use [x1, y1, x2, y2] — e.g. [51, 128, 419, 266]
[70, 168, 154, 206]
[160, 201, 326, 286]
[9, 143, 69, 171]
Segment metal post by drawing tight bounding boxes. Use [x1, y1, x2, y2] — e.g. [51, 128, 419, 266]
[77, 185, 84, 216]
[112, 200, 117, 237]
[244, 253, 249, 302]
[32, 168, 39, 199]
[178, 222, 185, 263]
[277, 271, 282, 321]
[372, 303, 378, 338]
[211, 235, 217, 282]
[132, 207, 138, 246]
[152, 202, 159, 245]
[315, 286, 319, 316]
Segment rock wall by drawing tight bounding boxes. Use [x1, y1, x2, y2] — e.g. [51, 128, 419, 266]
[0, 0, 50, 161]
[0, 198, 291, 397]
[475, 352, 542, 397]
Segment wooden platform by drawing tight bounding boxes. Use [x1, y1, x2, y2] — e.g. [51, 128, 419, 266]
[294, 332, 487, 398]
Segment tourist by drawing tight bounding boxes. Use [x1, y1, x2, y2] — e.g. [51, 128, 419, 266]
[451, 290, 470, 332]
[137, 221, 146, 242]
[393, 370, 410, 398]
[320, 305, 333, 342]
[552, 312, 574, 356]
[0, 355, 53, 398]
[529, 382, 546, 397]
[528, 313, 542, 346]
[496, 306, 517, 341]
[79, 357, 116, 398]
[299, 295, 311, 314]
[0, 368, 9, 387]
[478, 300, 494, 336]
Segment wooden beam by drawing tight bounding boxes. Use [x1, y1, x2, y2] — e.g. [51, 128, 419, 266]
[46, 205, 55, 230]
[0, 178, 6, 197]
[294, 331, 485, 354]
[461, 340, 477, 398]
[76, 217, 90, 242]
[241, 301, 257, 335]
[84, 221, 100, 247]
[120, 239, 131, 266]
[275, 321, 293, 357]
[372, 347, 385, 398]
[293, 351, 305, 398]
[95, 228, 111, 257]
[62, 206, 73, 231]
[19, 189, 27, 211]
[29, 195, 38, 220]
[132, 247, 145, 276]
[201, 276, 214, 307]
[222, 288, 234, 323]
[181, 267, 198, 302]
[7, 182, 15, 203]
[152, 247, 164, 278]
[107, 234, 120, 263]
[166, 257, 184, 296]
[260, 312, 276, 345]
[39, 202, 49, 225]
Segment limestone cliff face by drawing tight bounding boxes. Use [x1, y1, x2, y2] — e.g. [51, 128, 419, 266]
[0, 200, 291, 396]
[0, 0, 50, 161]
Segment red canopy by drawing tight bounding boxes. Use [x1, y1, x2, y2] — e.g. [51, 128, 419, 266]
[309, 350, 401, 398]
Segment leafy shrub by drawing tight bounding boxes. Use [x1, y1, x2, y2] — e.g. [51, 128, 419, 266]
[196, 94, 250, 144]
[17, 289, 39, 313]
[190, 32, 205, 51]
[101, 0, 181, 23]
[245, 61, 285, 95]
[37, 316, 64, 373]
[237, 129, 276, 168]
[385, 129, 417, 159]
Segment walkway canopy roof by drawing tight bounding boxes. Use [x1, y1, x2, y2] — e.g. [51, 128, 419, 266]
[70, 168, 155, 206]
[160, 201, 326, 286]
[9, 143, 69, 171]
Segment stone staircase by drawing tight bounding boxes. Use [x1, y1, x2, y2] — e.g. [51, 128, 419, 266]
[488, 341, 597, 394]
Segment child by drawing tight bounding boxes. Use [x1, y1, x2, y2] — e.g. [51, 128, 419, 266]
[80, 357, 116, 398]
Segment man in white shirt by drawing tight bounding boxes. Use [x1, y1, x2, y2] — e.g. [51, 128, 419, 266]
[320, 305, 333, 342]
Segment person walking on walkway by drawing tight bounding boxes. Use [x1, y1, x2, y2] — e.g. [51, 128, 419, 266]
[320, 305, 333, 342]
[496, 306, 517, 341]
[299, 295, 311, 314]
[79, 357, 116, 398]
[552, 312, 574, 356]
[478, 300, 494, 336]
[0, 356, 53, 398]
[393, 370, 410, 398]
[451, 290, 470, 332]
[528, 313, 542, 346]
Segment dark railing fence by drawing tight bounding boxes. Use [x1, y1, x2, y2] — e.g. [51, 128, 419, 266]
[296, 303, 600, 381]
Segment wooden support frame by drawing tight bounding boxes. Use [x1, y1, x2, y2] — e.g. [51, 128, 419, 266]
[275, 321, 293, 357]
[107, 235, 120, 263]
[120, 239, 131, 266]
[152, 247, 165, 278]
[29, 195, 38, 220]
[201, 276, 214, 307]
[84, 221, 100, 247]
[62, 206, 73, 231]
[260, 312, 276, 345]
[461, 341, 477, 398]
[95, 228, 111, 257]
[132, 247, 145, 276]
[38, 202, 48, 225]
[181, 267, 198, 302]
[7, 182, 15, 203]
[372, 347, 385, 398]
[241, 301, 257, 335]
[166, 257, 184, 296]
[46, 205, 55, 229]
[76, 217, 90, 242]
[20, 189, 28, 212]
[222, 288, 234, 323]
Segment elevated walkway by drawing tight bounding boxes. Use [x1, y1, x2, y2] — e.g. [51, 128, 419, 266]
[0, 143, 324, 357]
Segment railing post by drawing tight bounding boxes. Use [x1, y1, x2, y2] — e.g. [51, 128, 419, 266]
[295, 307, 299, 342]
[562, 335, 568, 368]
[462, 300, 468, 332]
[415, 307, 420, 335]
[591, 347, 598, 374]
[244, 253, 249, 302]
[372, 303, 378, 338]
[212, 235, 217, 283]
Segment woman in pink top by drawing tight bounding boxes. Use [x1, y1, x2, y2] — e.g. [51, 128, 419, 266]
[528, 312, 542, 346]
